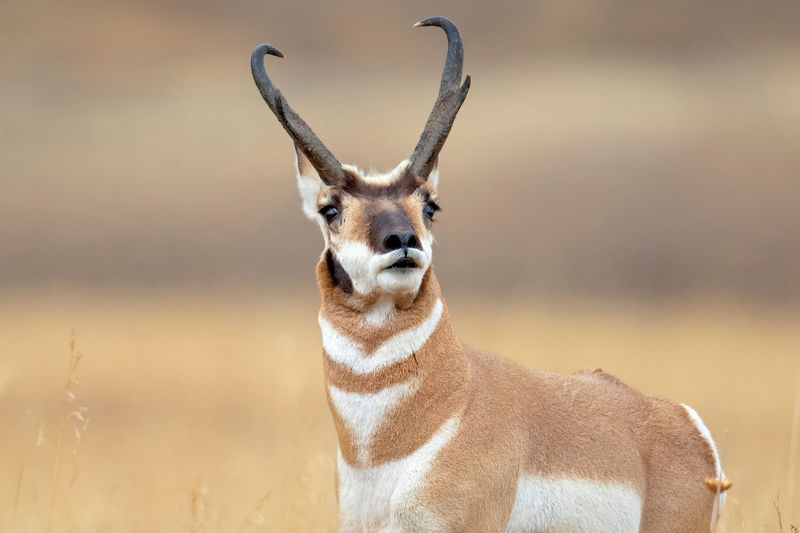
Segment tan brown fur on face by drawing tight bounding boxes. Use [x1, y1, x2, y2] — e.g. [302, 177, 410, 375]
[313, 166, 437, 256]
[337, 195, 372, 245]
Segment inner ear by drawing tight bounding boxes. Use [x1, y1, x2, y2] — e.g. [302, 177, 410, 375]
[295, 145, 319, 180]
[426, 159, 440, 191]
[295, 146, 324, 220]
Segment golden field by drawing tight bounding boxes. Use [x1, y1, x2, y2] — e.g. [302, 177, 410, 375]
[1, 289, 798, 532]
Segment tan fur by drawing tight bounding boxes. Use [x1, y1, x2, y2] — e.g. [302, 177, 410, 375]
[308, 167, 725, 532]
[337, 195, 372, 245]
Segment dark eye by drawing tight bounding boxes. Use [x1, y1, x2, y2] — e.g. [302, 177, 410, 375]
[320, 205, 340, 223]
[423, 202, 439, 221]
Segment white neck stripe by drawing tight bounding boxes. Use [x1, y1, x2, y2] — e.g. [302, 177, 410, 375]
[329, 378, 420, 466]
[319, 298, 444, 375]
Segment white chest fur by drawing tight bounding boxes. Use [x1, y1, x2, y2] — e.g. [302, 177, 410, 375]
[336, 416, 460, 533]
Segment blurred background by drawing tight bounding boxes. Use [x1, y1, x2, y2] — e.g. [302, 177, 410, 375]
[1, 0, 798, 531]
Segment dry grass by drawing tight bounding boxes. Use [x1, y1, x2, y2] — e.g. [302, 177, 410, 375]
[0, 289, 798, 532]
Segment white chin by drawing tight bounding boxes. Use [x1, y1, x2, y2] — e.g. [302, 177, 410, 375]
[376, 268, 425, 295]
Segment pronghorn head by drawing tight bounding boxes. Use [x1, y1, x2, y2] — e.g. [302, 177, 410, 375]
[251, 17, 470, 301]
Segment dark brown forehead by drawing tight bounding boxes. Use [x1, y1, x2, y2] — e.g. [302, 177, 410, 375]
[342, 168, 423, 199]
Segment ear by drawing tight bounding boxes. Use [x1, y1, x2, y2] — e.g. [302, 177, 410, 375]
[294, 145, 323, 220]
[427, 159, 440, 190]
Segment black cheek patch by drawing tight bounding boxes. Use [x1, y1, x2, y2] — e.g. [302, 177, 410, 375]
[325, 249, 353, 294]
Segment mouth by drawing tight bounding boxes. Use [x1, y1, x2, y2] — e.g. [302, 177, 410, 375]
[387, 257, 419, 269]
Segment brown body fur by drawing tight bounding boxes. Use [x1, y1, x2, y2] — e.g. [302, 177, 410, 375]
[320, 265, 719, 532]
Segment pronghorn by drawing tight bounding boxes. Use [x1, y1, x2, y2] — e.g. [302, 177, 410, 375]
[251, 16, 730, 533]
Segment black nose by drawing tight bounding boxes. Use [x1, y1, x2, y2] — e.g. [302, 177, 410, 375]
[382, 231, 419, 254]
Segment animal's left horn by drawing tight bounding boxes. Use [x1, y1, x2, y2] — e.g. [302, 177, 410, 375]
[408, 16, 471, 179]
[251, 44, 348, 187]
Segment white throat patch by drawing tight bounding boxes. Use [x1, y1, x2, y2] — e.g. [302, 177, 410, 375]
[319, 298, 444, 375]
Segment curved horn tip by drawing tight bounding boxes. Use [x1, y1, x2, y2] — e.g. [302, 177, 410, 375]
[413, 16, 454, 29]
[253, 43, 285, 59]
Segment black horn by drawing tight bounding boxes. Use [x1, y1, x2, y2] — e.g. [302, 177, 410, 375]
[251, 44, 348, 187]
[408, 17, 471, 179]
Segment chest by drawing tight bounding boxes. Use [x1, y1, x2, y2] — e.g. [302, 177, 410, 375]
[335, 416, 460, 532]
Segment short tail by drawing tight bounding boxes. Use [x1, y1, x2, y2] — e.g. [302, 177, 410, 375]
[704, 477, 733, 493]
[706, 477, 731, 531]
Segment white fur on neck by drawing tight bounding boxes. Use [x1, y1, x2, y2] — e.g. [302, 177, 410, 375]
[364, 294, 396, 326]
[329, 377, 421, 465]
[319, 298, 444, 374]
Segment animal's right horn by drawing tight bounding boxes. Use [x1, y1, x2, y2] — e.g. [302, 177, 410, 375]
[251, 44, 348, 187]
[408, 17, 471, 179]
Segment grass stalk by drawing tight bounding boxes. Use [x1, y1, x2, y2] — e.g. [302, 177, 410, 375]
[45, 331, 88, 533]
[786, 371, 800, 523]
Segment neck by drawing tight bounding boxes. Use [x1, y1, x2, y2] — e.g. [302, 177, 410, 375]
[316, 262, 470, 467]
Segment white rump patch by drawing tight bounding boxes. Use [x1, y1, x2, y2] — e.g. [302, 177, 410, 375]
[337, 415, 459, 532]
[320, 298, 443, 374]
[680, 404, 723, 479]
[329, 378, 420, 465]
[506, 476, 642, 533]
[681, 403, 727, 525]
